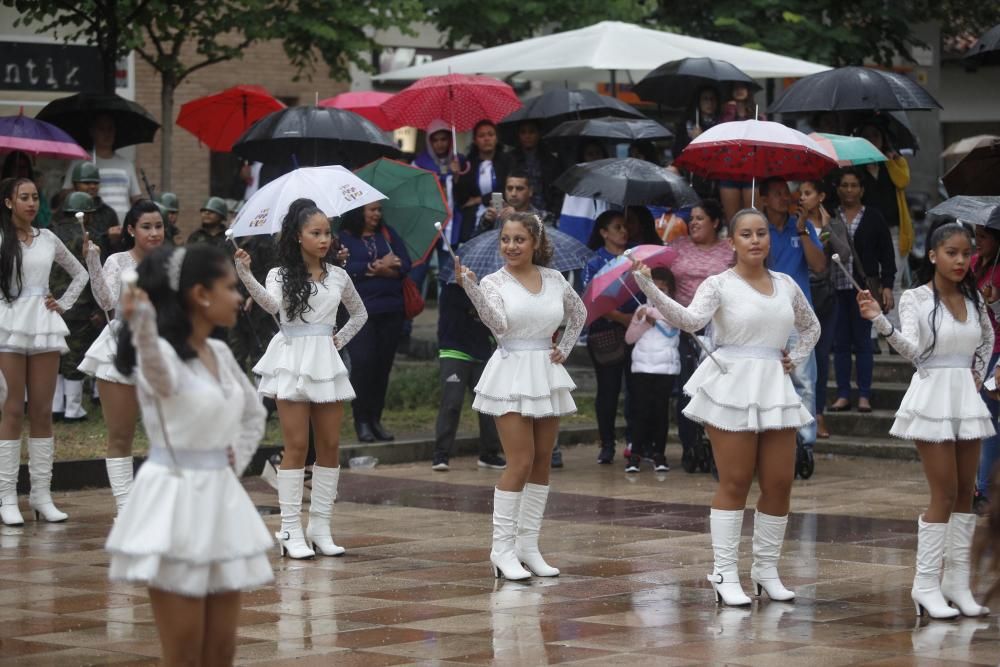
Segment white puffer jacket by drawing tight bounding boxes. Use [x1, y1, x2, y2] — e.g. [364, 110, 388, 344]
[625, 305, 681, 375]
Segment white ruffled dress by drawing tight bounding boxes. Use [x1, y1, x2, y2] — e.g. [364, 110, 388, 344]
[237, 262, 367, 403]
[873, 285, 995, 442]
[0, 228, 87, 354]
[462, 267, 586, 417]
[636, 269, 820, 432]
[78, 248, 135, 384]
[105, 302, 273, 596]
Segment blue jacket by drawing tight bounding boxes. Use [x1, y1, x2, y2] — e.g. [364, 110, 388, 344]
[339, 225, 412, 316]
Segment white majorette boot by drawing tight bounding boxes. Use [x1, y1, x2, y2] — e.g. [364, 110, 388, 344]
[516, 483, 559, 577]
[105, 457, 133, 515]
[51, 375, 65, 418]
[491, 488, 531, 580]
[0, 439, 24, 526]
[28, 437, 67, 522]
[750, 510, 796, 601]
[912, 515, 960, 619]
[275, 467, 315, 559]
[707, 508, 752, 606]
[62, 379, 87, 421]
[305, 465, 346, 556]
[940, 512, 990, 616]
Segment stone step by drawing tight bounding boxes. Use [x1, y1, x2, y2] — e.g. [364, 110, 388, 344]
[814, 435, 917, 461]
[822, 410, 898, 438]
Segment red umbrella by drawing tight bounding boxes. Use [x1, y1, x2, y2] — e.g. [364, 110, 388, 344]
[177, 85, 285, 152]
[319, 91, 397, 131]
[582, 245, 678, 326]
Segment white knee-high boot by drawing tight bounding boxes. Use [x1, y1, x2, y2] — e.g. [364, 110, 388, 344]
[912, 516, 960, 619]
[52, 375, 65, 416]
[750, 511, 795, 601]
[491, 488, 531, 580]
[515, 483, 559, 576]
[28, 437, 67, 522]
[940, 513, 990, 616]
[62, 380, 87, 421]
[275, 467, 314, 559]
[305, 465, 346, 556]
[708, 508, 751, 606]
[105, 457, 133, 515]
[0, 439, 24, 526]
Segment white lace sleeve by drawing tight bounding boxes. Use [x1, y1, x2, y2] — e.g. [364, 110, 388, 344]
[236, 262, 280, 315]
[462, 273, 508, 337]
[333, 269, 368, 350]
[635, 270, 719, 333]
[87, 250, 126, 312]
[556, 275, 586, 358]
[129, 300, 178, 398]
[873, 289, 922, 361]
[213, 340, 266, 477]
[51, 231, 89, 312]
[785, 276, 821, 366]
[975, 299, 992, 381]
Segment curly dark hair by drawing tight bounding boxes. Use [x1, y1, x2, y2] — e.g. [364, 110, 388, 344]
[503, 212, 552, 266]
[276, 198, 326, 323]
[0, 177, 36, 302]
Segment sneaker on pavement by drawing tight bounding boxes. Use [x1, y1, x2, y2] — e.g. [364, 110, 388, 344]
[432, 455, 450, 471]
[478, 453, 507, 470]
[551, 448, 564, 469]
[653, 455, 670, 472]
[625, 456, 641, 473]
[597, 444, 615, 464]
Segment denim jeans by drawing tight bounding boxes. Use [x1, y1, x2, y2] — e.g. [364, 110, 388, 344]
[978, 352, 1000, 496]
[814, 304, 837, 415]
[833, 288, 874, 399]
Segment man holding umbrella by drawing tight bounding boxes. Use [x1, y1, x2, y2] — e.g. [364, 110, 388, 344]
[61, 114, 142, 224]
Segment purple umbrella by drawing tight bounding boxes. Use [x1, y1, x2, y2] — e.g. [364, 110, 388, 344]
[0, 111, 89, 160]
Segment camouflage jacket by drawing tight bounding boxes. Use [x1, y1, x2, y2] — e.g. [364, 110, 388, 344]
[49, 215, 99, 321]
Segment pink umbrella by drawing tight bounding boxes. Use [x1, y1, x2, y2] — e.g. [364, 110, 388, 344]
[319, 91, 397, 131]
[0, 111, 89, 160]
[582, 245, 678, 326]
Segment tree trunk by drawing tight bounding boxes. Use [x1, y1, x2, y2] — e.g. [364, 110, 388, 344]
[160, 76, 175, 192]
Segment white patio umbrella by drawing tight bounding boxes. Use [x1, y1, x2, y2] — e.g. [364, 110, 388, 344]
[230, 165, 386, 238]
[375, 21, 830, 83]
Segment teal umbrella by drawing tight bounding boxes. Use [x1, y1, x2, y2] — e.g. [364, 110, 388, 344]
[809, 132, 886, 166]
[353, 158, 449, 262]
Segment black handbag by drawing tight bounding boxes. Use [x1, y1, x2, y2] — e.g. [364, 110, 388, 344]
[587, 323, 627, 366]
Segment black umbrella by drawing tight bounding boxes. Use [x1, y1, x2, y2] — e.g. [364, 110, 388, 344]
[964, 24, 1000, 69]
[927, 196, 1000, 227]
[497, 90, 645, 144]
[633, 57, 760, 108]
[943, 139, 1000, 196]
[554, 158, 699, 207]
[543, 117, 673, 150]
[768, 67, 941, 113]
[35, 93, 160, 150]
[232, 106, 400, 169]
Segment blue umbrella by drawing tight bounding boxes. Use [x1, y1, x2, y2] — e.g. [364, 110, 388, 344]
[438, 227, 592, 284]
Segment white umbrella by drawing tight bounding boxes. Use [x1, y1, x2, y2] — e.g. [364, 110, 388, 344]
[230, 165, 386, 238]
[375, 21, 830, 83]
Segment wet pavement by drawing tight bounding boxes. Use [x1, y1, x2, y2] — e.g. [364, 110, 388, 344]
[1, 444, 998, 665]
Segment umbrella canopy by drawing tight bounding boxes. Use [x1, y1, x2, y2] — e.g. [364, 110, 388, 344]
[543, 117, 673, 149]
[375, 21, 830, 83]
[36, 92, 159, 150]
[634, 57, 760, 108]
[353, 158, 449, 262]
[926, 196, 1000, 227]
[229, 165, 386, 238]
[437, 226, 592, 284]
[769, 67, 941, 114]
[674, 119, 838, 182]
[964, 24, 1000, 68]
[379, 74, 522, 132]
[554, 157, 699, 207]
[0, 112, 89, 160]
[809, 133, 886, 166]
[319, 91, 397, 131]
[582, 245, 677, 326]
[232, 106, 400, 169]
[941, 135, 1000, 161]
[943, 139, 1000, 196]
[177, 85, 285, 152]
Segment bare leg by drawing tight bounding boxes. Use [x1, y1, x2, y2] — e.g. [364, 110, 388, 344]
[706, 426, 758, 510]
[953, 440, 981, 514]
[494, 413, 536, 492]
[916, 441, 959, 523]
[97, 380, 139, 458]
[25, 352, 59, 438]
[276, 400, 311, 469]
[0, 352, 26, 438]
[310, 401, 344, 468]
[720, 187, 742, 224]
[527, 417, 559, 486]
[200, 591, 241, 666]
[148, 588, 206, 666]
[755, 428, 797, 516]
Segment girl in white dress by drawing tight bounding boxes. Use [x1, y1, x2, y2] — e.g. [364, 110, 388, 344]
[107, 244, 272, 665]
[235, 198, 367, 560]
[455, 212, 586, 580]
[0, 177, 88, 526]
[858, 222, 992, 619]
[632, 208, 820, 606]
[80, 200, 164, 516]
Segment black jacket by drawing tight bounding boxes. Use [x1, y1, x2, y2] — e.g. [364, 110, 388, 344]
[437, 283, 493, 362]
[454, 151, 512, 243]
[848, 206, 896, 290]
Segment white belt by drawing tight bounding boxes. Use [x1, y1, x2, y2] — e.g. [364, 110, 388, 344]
[281, 323, 334, 346]
[498, 338, 552, 358]
[14, 286, 47, 299]
[715, 345, 783, 361]
[921, 355, 972, 369]
[147, 446, 229, 470]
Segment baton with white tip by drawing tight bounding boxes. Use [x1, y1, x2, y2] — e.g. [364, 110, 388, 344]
[830, 253, 865, 293]
[75, 211, 86, 236]
[224, 228, 239, 250]
[434, 221, 458, 261]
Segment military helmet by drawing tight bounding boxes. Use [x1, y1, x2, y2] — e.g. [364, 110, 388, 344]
[64, 191, 96, 214]
[200, 196, 228, 218]
[71, 161, 101, 183]
[157, 192, 179, 212]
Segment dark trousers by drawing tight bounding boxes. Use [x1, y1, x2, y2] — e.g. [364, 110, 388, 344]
[676, 333, 700, 452]
[833, 289, 874, 400]
[588, 347, 634, 446]
[347, 310, 405, 425]
[814, 303, 838, 415]
[631, 372, 675, 458]
[433, 357, 500, 459]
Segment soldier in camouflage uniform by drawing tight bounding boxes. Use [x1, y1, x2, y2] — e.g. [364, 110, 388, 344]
[155, 192, 184, 247]
[71, 162, 121, 257]
[49, 192, 104, 422]
[186, 196, 229, 249]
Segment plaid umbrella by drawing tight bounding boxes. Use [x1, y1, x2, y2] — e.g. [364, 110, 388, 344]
[437, 226, 592, 284]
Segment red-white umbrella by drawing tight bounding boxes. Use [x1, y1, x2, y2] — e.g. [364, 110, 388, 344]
[319, 91, 397, 131]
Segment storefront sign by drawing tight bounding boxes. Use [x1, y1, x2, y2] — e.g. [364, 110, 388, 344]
[0, 41, 102, 93]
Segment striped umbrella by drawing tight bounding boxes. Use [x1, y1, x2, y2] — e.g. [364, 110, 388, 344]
[809, 133, 886, 166]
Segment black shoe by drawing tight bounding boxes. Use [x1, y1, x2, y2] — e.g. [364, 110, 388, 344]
[371, 421, 394, 441]
[356, 422, 376, 443]
[597, 443, 615, 464]
[478, 453, 507, 470]
[52, 412, 64, 423]
[653, 455, 670, 472]
[62, 414, 88, 423]
[551, 448, 563, 468]
[625, 455, 641, 473]
[432, 454, 450, 471]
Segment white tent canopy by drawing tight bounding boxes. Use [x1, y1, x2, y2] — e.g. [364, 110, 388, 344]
[375, 21, 831, 83]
